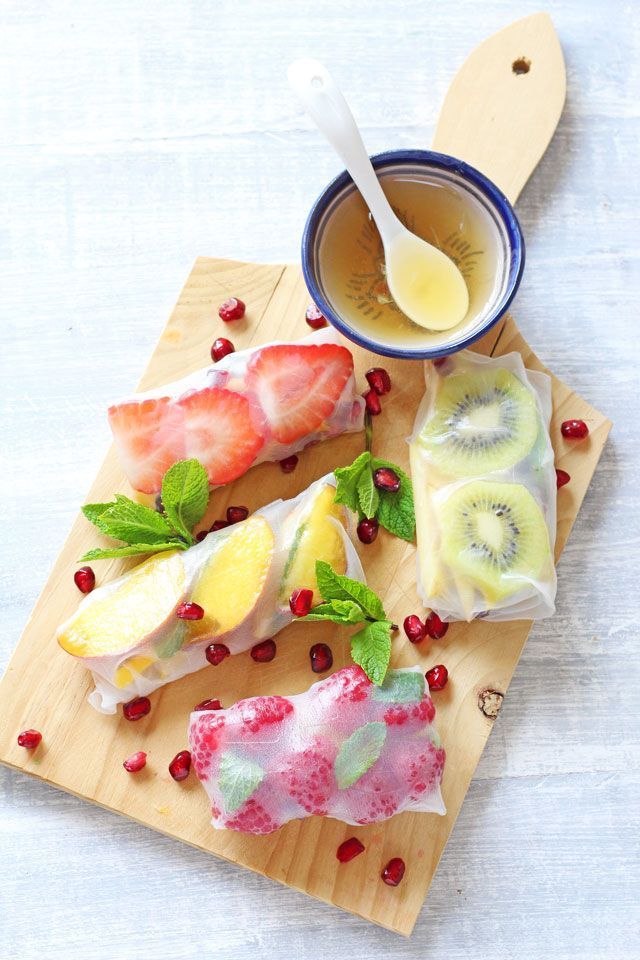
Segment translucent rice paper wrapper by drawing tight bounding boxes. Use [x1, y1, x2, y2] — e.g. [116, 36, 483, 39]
[189, 665, 446, 834]
[56, 475, 363, 714]
[108, 326, 365, 494]
[409, 349, 557, 622]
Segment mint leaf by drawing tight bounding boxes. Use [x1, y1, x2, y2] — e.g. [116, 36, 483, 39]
[350, 620, 392, 685]
[372, 458, 415, 542]
[94, 495, 174, 545]
[372, 669, 425, 703]
[218, 752, 265, 814]
[357, 468, 379, 519]
[82, 502, 112, 525]
[303, 599, 366, 625]
[155, 623, 187, 659]
[161, 459, 209, 543]
[79, 542, 186, 561]
[335, 722, 386, 789]
[315, 560, 386, 621]
[334, 452, 371, 513]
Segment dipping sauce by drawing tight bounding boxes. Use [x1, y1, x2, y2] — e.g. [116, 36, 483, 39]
[318, 171, 503, 351]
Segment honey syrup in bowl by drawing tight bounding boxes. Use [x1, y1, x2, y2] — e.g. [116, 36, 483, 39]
[303, 152, 525, 358]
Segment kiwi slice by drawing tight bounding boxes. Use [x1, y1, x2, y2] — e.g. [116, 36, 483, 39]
[420, 368, 539, 476]
[439, 480, 551, 603]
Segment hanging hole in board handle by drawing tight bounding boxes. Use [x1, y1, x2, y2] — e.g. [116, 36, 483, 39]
[512, 57, 531, 75]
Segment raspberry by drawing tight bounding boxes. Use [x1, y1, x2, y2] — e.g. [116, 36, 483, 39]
[224, 797, 281, 835]
[351, 769, 402, 825]
[235, 695, 294, 734]
[397, 741, 446, 801]
[282, 739, 336, 815]
[315, 665, 371, 706]
[189, 713, 226, 780]
[383, 697, 435, 727]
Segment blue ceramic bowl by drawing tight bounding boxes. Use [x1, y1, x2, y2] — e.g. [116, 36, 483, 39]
[301, 149, 525, 359]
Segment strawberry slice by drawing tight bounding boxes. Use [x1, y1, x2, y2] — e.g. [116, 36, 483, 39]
[108, 397, 186, 494]
[176, 387, 264, 486]
[247, 343, 354, 444]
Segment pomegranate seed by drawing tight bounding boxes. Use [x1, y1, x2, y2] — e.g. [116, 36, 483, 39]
[211, 336, 235, 362]
[561, 419, 589, 440]
[365, 367, 391, 396]
[251, 639, 276, 663]
[381, 857, 406, 886]
[290, 588, 313, 617]
[373, 467, 400, 493]
[279, 454, 299, 474]
[426, 664, 449, 691]
[305, 303, 328, 329]
[403, 614, 426, 644]
[226, 505, 249, 524]
[310, 642, 333, 673]
[177, 601, 205, 621]
[363, 389, 382, 416]
[205, 643, 230, 666]
[193, 698, 223, 712]
[169, 750, 191, 782]
[17, 729, 42, 749]
[425, 611, 448, 640]
[123, 751, 147, 773]
[556, 468, 571, 489]
[218, 297, 245, 322]
[433, 357, 447, 368]
[357, 517, 379, 544]
[336, 837, 365, 863]
[122, 696, 151, 721]
[210, 519, 230, 532]
[195, 530, 208, 542]
[74, 565, 95, 594]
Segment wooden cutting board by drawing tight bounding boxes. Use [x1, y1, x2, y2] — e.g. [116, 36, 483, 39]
[0, 14, 611, 937]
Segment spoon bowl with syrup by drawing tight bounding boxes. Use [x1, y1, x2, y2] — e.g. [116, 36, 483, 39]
[288, 58, 470, 333]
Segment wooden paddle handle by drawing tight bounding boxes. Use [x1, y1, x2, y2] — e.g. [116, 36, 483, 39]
[432, 12, 566, 204]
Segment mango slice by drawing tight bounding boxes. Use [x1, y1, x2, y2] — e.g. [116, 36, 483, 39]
[280, 483, 347, 604]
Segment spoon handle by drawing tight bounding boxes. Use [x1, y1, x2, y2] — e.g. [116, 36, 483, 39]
[288, 58, 401, 242]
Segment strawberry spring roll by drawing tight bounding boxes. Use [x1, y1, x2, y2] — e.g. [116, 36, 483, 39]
[57, 476, 362, 714]
[189, 665, 446, 834]
[109, 327, 365, 494]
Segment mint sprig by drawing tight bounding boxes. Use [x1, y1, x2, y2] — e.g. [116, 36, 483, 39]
[334, 451, 415, 542]
[301, 560, 393, 685]
[80, 458, 210, 562]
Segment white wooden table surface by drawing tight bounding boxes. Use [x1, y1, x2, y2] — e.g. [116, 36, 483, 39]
[1, 1, 638, 957]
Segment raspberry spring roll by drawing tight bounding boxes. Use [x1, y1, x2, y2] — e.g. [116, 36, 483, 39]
[108, 327, 365, 494]
[189, 665, 446, 834]
[56, 476, 362, 713]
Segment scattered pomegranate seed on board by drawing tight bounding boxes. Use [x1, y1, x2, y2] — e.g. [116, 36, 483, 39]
[17, 729, 42, 749]
[561, 419, 589, 440]
[193, 698, 223, 712]
[403, 615, 426, 644]
[357, 517, 379, 544]
[251, 639, 277, 663]
[205, 644, 230, 666]
[210, 519, 230, 532]
[305, 303, 327, 329]
[218, 297, 245, 322]
[309, 643, 333, 673]
[122, 697, 151, 721]
[381, 857, 406, 886]
[363, 389, 382, 416]
[365, 367, 391, 396]
[433, 357, 447, 368]
[123, 751, 147, 773]
[176, 601, 205, 621]
[290, 588, 313, 617]
[169, 750, 192, 782]
[337, 837, 365, 863]
[279, 454, 299, 474]
[195, 530, 208, 542]
[373, 467, 400, 492]
[426, 664, 449, 691]
[425, 611, 448, 640]
[74, 566, 95, 594]
[211, 337, 235, 362]
[556, 468, 571, 489]
[226, 505, 249, 523]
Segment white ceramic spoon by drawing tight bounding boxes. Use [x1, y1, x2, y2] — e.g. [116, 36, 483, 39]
[288, 58, 469, 332]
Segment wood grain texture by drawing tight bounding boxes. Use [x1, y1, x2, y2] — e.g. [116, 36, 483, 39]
[0, 1, 638, 957]
[0, 254, 610, 936]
